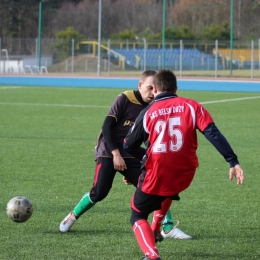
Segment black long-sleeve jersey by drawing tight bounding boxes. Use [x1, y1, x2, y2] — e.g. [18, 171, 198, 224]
[95, 90, 149, 159]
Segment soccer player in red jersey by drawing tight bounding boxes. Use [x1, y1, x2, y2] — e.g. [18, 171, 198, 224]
[59, 70, 191, 240]
[123, 69, 244, 260]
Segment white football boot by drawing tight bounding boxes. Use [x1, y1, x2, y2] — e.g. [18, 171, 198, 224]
[59, 212, 77, 232]
[161, 220, 192, 239]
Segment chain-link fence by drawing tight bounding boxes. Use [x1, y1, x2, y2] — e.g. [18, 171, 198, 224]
[1, 1, 260, 77]
[1, 38, 260, 78]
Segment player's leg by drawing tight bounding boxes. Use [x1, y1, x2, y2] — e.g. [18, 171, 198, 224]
[130, 188, 165, 260]
[161, 209, 174, 232]
[159, 197, 192, 239]
[133, 219, 161, 260]
[59, 157, 116, 232]
[123, 160, 190, 239]
[151, 197, 173, 234]
[121, 158, 143, 187]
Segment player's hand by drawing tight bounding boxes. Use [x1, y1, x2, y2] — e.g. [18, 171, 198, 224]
[113, 154, 127, 171]
[122, 176, 132, 185]
[229, 164, 244, 184]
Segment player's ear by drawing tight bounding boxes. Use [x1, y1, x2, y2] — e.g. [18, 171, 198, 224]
[137, 81, 142, 90]
[174, 86, 178, 93]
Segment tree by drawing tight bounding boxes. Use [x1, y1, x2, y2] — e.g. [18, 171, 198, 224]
[142, 26, 195, 40]
[0, 0, 84, 38]
[110, 29, 137, 40]
[175, 25, 195, 40]
[1, 0, 260, 41]
[53, 26, 84, 61]
[203, 22, 230, 40]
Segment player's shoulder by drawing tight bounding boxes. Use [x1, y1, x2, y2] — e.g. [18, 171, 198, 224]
[113, 91, 129, 103]
[177, 96, 200, 105]
[120, 90, 142, 105]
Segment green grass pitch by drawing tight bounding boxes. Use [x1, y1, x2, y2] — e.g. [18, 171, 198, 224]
[0, 86, 260, 260]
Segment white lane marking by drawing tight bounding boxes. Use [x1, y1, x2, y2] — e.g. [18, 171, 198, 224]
[0, 96, 259, 108]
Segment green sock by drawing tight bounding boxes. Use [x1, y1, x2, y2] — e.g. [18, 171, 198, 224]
[162, 210, 174, 233]
[72, 192, 95, 218]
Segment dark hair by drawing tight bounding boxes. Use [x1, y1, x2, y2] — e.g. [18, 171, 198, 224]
[140, 70, 157, 82]
[153, 69, 177, 92]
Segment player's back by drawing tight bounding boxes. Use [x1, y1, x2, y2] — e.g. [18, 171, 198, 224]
[142, 96, 213, 195]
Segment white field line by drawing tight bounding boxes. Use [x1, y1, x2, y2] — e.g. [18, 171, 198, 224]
[0, 86, 22, 89]
[0, 96, 260, 108]
[200, 96, 260, 104]
[0, 102, 110, 108]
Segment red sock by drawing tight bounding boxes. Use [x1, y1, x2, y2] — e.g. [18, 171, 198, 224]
[151, 198, 172, 232]
[133, 219, 160, 259]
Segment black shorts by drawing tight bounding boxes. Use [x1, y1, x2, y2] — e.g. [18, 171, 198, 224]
[89, 157, 142, 203]
[130, 188, 180, 225]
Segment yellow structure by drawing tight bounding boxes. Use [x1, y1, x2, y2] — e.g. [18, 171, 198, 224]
[214, 48, 259, 68]
[77, 41, 126, 69]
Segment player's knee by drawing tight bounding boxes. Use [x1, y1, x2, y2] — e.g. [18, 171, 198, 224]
[90, 191, 108, 203]
[130, 213, 136, 226]
[123, 172, 139, 187]
[130, 209, 148, 226]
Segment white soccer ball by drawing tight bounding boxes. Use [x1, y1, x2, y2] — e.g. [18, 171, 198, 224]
[6, 196, 33, 223]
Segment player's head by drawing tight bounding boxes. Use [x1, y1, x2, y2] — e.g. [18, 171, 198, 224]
[153, 69, 178, 96]
[138, 70, 156, 103]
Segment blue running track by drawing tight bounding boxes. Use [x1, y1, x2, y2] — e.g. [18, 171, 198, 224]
[0, 76, 259, 92]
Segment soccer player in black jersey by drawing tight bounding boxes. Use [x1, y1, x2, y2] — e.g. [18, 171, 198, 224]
[59, 70, 191, 240]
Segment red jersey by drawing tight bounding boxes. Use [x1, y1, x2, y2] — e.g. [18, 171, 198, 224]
[124, 93, 214, 196]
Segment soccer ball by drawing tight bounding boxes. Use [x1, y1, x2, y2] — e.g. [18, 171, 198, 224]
[6, 196, 33, 223]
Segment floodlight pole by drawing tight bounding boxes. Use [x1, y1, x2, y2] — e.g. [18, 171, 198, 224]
[107, 39, 111, 76]
[97, 0, 102, 76]
[143, 37, 146, 71]
[258, 38, 260, 76]
[0, 38, 1, 63]
[215, 40, 218, 78]
[37, 1, 42, 70]
[230, 0, 234, 76]
[162, 0, 166, 68]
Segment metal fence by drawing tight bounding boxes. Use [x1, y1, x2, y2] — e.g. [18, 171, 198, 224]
[0, 38, 260, 78]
